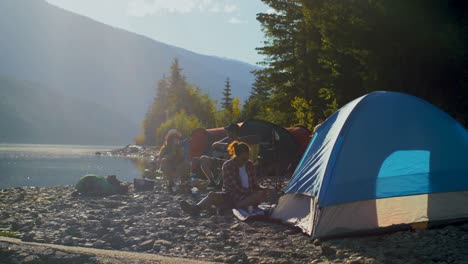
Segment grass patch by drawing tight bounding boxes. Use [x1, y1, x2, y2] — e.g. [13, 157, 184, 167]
[0, 230, 19, 238]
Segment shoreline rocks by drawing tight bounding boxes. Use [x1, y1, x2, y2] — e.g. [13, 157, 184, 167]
[1, 185, 468, 263]
[108, 145, 159, 162]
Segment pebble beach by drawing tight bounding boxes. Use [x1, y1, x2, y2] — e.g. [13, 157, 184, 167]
[1, 182, 468, 264]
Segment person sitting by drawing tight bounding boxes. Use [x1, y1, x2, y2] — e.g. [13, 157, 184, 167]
[180, 141, 268, 215]
[74, 174, 128, 196]
[195, 123, 240, 186]
[158, 129, 190, 193]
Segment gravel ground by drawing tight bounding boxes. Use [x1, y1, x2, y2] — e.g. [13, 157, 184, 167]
[1, 184, 468, 264]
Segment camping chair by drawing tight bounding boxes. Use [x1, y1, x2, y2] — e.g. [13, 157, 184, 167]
[256, 129, 292, 191]
[190, 134, 262, 189]
[240, 134, 261, 161]
[205, 134, 261, 189]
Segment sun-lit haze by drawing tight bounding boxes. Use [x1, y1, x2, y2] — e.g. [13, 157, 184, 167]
[45, 0, 269, 65]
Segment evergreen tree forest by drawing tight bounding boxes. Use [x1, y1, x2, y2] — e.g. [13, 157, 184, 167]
[244, 0, 468, 130]
[138, 1, 467, 145]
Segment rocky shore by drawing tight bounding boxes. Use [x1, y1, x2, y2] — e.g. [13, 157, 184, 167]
[108, 145, 159, 162]
[1, 183, 468, 264]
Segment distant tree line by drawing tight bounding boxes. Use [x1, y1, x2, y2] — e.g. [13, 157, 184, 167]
[242, 0, 468, 130]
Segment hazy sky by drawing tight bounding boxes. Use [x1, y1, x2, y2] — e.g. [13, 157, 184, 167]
[45, 0, 271, 65]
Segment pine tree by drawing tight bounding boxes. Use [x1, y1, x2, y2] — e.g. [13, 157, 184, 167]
[221, 77, 233, 111]
[142, 75, 169, 144]
[167, 58, 189, 115]
[139, 58, 219, 145]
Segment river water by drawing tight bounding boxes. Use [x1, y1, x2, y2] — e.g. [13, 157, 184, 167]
[0, 144, 142, 189]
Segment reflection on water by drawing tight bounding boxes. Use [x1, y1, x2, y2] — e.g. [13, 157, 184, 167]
[0, 144, 144, 189]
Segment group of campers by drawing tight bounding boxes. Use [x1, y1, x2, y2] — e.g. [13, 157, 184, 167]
[157, 123, 269, 215]
[73, 121, 321, 215]
[73, 121, 319, 215]
[74, 122, 270, 215]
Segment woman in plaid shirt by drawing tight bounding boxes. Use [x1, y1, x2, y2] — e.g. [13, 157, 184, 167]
[180, 141, 267, 215]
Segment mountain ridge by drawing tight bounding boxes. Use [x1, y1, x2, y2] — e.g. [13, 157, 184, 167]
[0, 0, 258, 145]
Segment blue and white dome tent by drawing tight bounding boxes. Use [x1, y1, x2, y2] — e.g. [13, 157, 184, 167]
[272, 91, 468, 239]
